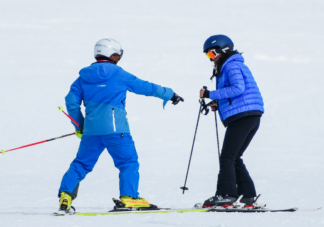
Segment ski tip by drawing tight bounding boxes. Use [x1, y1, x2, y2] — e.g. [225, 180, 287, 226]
[58, 106, 63, 112]
[1, 150, 5, 155]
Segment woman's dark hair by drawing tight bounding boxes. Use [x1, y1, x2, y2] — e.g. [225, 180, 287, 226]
[216, 50, 241, 74]
[95, 55, 111, 61]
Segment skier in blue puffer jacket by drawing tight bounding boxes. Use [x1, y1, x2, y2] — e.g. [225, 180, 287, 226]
[199, 35, 264, 208]
[55, 38, 184, 215]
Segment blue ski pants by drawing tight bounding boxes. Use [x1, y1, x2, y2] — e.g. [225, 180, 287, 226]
[58, 134, 139, 198]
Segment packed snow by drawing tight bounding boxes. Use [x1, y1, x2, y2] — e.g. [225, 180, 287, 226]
[0, 0, 323, 226]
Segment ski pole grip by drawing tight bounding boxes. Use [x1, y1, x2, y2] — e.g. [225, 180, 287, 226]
[201, 86, 207, 100]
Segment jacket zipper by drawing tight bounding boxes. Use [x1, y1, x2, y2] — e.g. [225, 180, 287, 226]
[121, 100, 125, 107]
[112, 108, 116, 132]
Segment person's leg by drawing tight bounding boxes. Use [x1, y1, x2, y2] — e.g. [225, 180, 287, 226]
[235, 158, 256, 199]
[58, 136, 105, 198]
[235, 116, 260, 198]
[216, 117, 258, 197]
[104, 133, 139, 198]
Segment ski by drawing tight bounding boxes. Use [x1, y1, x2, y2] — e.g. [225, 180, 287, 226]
[73, 197, 208, 216]
[301, 207, 322, 212]
[75, 208, 208, 216]
[74, 207, 298, 216]
[196, 195, 298, 213]
[207, 207, 298, 213]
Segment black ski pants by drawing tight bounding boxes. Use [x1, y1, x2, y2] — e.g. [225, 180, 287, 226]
[216, 115, 260, 198]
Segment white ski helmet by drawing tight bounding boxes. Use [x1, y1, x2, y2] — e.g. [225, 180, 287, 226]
[94, 38, 123, 59]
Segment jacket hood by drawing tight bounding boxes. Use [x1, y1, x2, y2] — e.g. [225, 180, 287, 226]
[221, 54, 244, 72]
[79, 62, 120, 84]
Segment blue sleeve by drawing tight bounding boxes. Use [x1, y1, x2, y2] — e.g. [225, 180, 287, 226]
[210, 64, 245, 100]
[65, 78, 84, 131]
[122, 71, 174, 107]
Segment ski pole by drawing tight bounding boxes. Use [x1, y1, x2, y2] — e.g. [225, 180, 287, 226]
[1, 107, 82, 155]
[1, 132, 76, 155]
[180, 103, 202, 194]
[214, 110, 221, 166]
[180, 86, 209, 194]
[58, 106, 81, 128]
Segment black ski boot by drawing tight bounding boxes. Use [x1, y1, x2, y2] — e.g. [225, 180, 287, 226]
[241, 198, 254, 206]
[233, 195, 265, 209]
[203, 195, 237, 208]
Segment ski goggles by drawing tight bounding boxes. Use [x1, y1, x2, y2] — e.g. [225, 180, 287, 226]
[206, 49, 219, 60]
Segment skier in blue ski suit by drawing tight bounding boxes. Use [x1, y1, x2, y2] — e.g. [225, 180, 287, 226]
[58, 39, 184, 203]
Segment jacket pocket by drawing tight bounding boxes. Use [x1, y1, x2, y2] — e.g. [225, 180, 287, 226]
[112, 108, 116, 132]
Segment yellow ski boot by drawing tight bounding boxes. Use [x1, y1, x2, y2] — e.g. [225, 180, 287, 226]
[120, 196, 151, 208]
[55, 192, 75, 215]
[111, 196, 158, 211]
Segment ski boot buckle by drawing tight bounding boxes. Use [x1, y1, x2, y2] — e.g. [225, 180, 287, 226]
[232, 195, 245, 209]
[252, 194, 266, 209]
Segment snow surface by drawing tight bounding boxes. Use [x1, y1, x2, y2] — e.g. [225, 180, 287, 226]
[1, 0, 324, 226]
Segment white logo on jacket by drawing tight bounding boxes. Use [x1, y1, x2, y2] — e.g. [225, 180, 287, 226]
[97, 85, 106, 87]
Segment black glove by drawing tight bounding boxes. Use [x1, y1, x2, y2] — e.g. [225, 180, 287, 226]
[202, 89, 210, 98]
[211, 101, 218, 112]
[170, 93, 184, 105]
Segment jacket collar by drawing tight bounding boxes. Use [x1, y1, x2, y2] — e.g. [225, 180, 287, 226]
[91, 60, 116, 65]
[220, 53, 244, 73]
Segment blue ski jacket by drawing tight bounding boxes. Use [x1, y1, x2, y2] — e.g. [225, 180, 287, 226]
[210, 54, 264, 122]
[65, 62, 174, 135]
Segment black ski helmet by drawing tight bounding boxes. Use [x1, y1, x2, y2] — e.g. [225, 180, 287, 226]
[203, 35, 234, 53]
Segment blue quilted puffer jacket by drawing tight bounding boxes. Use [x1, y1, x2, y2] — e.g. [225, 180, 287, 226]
[209, 54, 264, 122]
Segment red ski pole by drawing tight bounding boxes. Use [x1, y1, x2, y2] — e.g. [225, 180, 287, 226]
[1, 107, 82, 155]
[1, 132, 76, 155]
[58, 106, 81, 128]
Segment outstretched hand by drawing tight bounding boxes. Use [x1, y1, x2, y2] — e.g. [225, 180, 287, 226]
[170, 93, 184, 105]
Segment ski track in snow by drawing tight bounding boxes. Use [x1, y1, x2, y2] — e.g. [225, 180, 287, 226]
[1, 0, 324, 226]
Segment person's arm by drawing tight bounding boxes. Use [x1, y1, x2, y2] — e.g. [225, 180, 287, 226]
[65, 78, 84, 131]
[209, 65, 245, 100]
[122, 71, 175, 107]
